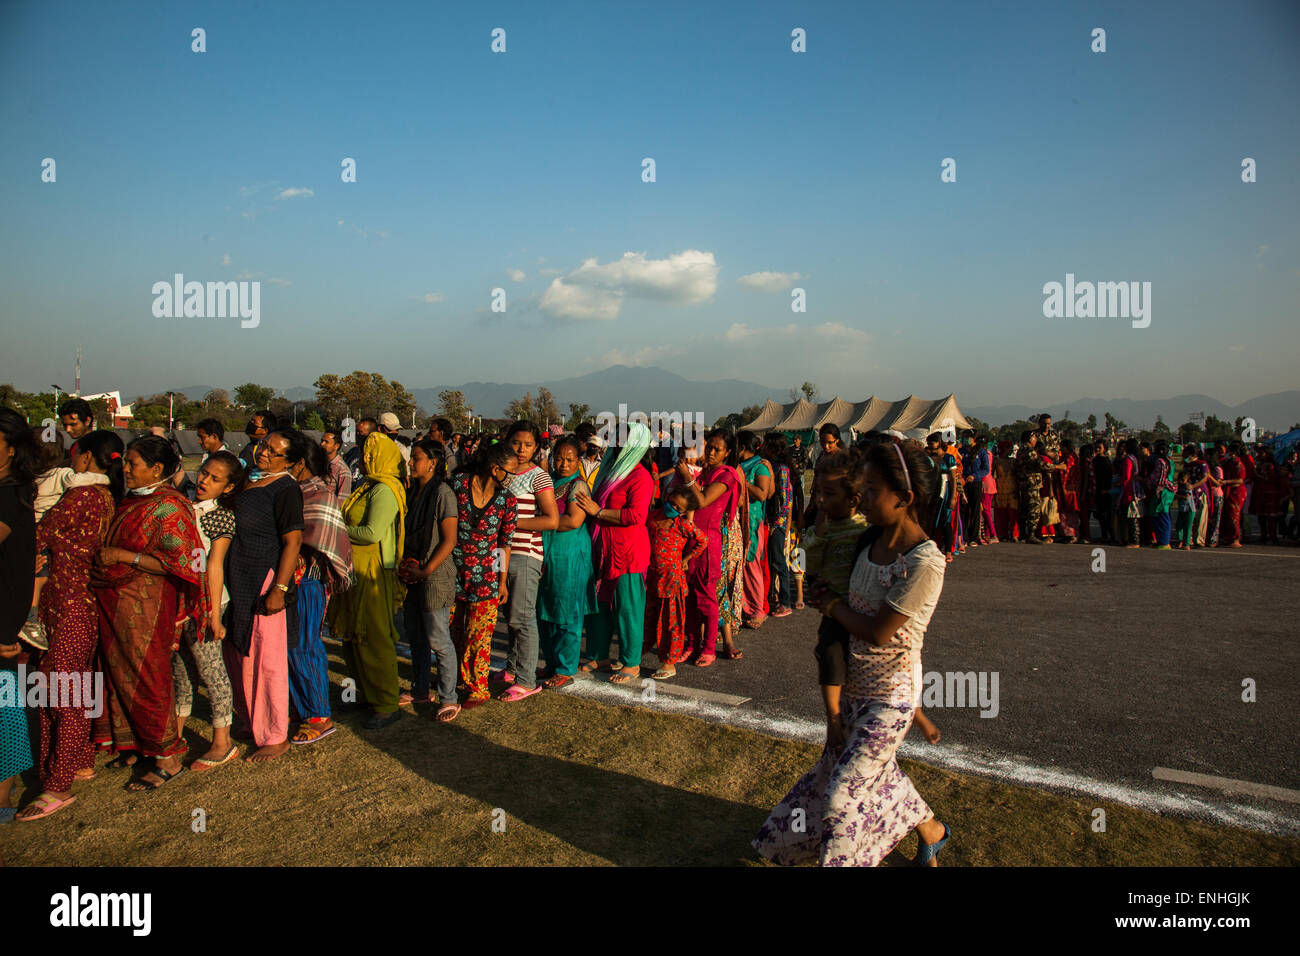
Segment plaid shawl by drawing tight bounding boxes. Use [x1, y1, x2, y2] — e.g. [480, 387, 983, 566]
[299, 476, 353, 592]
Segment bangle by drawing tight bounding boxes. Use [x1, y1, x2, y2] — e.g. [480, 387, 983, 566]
[823, 597, 842, 618]
[132, 552, 141, 567]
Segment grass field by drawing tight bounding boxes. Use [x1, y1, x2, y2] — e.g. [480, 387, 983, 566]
[4, 647, 1298, 866]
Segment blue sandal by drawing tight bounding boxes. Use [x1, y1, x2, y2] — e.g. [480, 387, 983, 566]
[915, 822, 950, 866]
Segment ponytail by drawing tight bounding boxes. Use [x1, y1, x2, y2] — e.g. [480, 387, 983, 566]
[76, 430, 126, 500]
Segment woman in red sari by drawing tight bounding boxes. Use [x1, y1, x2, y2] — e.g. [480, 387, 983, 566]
[676, 429, 742, 666]
[92, 436, 208, 791]
[1056, 440, 1082, 543]
[17, 432, 122, 820]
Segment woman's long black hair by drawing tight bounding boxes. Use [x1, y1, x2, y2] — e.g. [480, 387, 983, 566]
[0, 408, 42, 508]
[77, 430, 126, 499]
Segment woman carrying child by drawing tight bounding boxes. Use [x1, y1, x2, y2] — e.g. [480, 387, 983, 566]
[754, 439, 950, 867]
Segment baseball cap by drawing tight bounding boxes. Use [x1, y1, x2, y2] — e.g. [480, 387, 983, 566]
[378, 412, 401, 431]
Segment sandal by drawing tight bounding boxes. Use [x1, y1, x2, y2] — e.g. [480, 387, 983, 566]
[291, 722, 336, 745]
[16, 793, 76, 821]
[192, 745, 240, 769]
[436, 703, 461, 722]
[578, 660, 608, 673]
[608, 668, 639, 684]
[106, 753, 139, 770]
[914, 822, 951, 866]
[498, 683, 541, 702]
[651, 668, 676, 680]
[543, 674, 574, 689]
[694, 654, 715, 668]
[720, 644, 744, 660]
[126, 765, 186, 792]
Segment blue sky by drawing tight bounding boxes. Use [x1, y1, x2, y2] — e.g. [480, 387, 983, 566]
[1, 0, 1297, 408]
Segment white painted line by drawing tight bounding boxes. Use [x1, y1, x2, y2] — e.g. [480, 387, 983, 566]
[568, 670, 750, 706]
[1152, 767, 1300, 804]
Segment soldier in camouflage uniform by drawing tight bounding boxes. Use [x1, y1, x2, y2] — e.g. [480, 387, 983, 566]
[1016, 431, 1048, 543]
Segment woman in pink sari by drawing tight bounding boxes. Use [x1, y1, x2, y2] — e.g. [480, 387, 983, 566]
[1056, 440, 1082, 542]
[676, 429, 741, 667]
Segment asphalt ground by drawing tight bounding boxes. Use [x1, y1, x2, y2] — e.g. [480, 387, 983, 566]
[477, 538, 1300, 836]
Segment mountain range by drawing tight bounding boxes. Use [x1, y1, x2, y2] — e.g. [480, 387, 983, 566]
[157, 368, 1299, 432]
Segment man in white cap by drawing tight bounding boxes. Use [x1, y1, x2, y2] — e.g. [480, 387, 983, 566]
[378, 411, 411, 475]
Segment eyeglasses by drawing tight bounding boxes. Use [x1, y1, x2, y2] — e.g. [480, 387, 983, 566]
[255, 442, 286, 460]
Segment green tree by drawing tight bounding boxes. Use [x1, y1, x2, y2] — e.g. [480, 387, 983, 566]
[1152, 416, 1171, 437]
[565, 403, 591, 430]
[313, 371, 415, 422]
[504, 392, 538, 423]
[303, 410, 325, 431]
[534, 387, 562, 428]
[234, 383, 276, 410]
[437, 389, 473, 431]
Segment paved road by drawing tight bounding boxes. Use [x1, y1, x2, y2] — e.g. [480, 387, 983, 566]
[492, 540, 1300, 835]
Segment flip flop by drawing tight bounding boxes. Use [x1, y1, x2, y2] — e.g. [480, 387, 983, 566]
[915, 822, 951, 866]
[192, 745, 240, 770]
[651, 668, 676, 680]
[608, 669, 639, 684]
[105, 754, 138, 770]
[498, 683, 541, 702]
[17, 793, 77, 821]
[436, 703, 461, 722]
[578, 660, 608, 673]
[126, 766, 186, 792]
[694, 655, 715, 668]
[543, 674, 574, 689]
[292, 722, 337, 745]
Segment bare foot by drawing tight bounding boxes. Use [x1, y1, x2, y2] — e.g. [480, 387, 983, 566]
[245, 741, 290, 763]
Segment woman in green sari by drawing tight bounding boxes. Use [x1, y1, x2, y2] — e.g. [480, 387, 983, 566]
[737, 431, 774, 630]
[327, 432, 408, 729]
[536, 435, 596, 689]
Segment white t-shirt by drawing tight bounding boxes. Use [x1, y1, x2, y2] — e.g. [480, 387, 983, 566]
[844, 538, 946, 707]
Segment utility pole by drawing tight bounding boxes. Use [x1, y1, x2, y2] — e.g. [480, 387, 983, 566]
[75, 345, 81, 396]
[51, 384, 61, 410]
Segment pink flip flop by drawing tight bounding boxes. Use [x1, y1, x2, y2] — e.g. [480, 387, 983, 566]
[18, 793, 77, 821]
[497, 683, 541, 702]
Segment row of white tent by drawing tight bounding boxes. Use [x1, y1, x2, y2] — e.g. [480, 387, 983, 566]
[741, 395, 973, 440]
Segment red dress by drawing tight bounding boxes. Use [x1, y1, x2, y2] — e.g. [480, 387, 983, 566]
[646, 511, 707, 665]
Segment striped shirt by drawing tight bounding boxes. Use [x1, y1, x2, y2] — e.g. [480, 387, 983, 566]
[503, 464, 553, 562]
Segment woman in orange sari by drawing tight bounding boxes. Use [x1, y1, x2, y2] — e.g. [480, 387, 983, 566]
[92, 436, 207, 791]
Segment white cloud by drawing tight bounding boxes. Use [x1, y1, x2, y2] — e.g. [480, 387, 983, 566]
[276, 187, 314, 200]
[737, 270, 804, 292]
[723, 321, 868, 349]
[506, 268, 526, 282]
[423, 293, 445, 304]
[221, 253, 231, 266]
[599, 344, 684, 367]
[539, 279, 623, 320]
[540, 249, 719, 320]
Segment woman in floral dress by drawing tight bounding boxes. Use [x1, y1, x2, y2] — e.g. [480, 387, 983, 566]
[755, 439, 950, 867]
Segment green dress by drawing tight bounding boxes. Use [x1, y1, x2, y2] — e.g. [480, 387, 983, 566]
[537, 475, 596, 626]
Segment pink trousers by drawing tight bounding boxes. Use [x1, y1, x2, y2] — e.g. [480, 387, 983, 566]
[223, 569, 290, 747]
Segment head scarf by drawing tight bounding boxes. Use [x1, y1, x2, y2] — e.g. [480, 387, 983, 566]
[591, 421, 653, 509]
[342, 431, 407, 563]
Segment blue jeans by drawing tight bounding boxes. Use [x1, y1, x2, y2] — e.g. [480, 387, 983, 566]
[768, 525, 792, 608]
[504, 558, 543, 689]
[404, 599, 456, 702]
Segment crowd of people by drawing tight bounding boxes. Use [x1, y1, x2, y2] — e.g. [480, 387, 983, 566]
[3, 396, 1293, 863]
[894, 413, 1298, 555]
